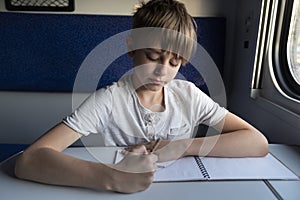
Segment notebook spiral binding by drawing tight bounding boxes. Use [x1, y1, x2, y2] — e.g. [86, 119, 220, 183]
[194, 156, 210, 179]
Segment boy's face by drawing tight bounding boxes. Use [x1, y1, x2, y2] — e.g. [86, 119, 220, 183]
[130, 48, 181, 92]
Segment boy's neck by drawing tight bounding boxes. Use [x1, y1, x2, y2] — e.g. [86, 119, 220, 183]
[135, 87, 165, 112]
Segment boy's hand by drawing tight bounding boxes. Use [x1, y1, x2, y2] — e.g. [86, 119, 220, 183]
[116, 146, 158, 173]
[123, 144, 150, 154]
[125, 139, 193, 162]
[104, 145, 158, 193]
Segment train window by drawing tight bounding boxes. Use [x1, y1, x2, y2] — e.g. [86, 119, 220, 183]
[287, 0, 300, 85]
[270, 0, 300, 101]
[251, 0, 300, 114]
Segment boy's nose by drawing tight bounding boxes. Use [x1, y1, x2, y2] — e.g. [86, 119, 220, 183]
[154, 64, 168, 76]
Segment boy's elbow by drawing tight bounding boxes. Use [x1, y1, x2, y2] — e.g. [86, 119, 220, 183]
[257, 140, 269, 157]
[14, 152, 31, 180]
[254, 131, 269, 157]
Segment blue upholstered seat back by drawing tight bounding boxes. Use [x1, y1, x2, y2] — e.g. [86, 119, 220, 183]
[0, 12, 225, 94]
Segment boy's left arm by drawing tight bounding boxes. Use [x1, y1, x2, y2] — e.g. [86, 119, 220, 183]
[156, 112, 268, 161]
[187, 112, 268, 157]
[126, 112, 269, 162]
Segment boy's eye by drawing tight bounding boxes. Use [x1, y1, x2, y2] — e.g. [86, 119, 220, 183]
[145, 52, 160, 61]
[144, 50, 181, 67]
[170, 58, 180, 67]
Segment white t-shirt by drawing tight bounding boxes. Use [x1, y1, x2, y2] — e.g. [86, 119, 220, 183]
[63, 75, 228, 146]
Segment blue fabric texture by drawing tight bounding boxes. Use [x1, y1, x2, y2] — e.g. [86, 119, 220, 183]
[0, 12, 225, 94]
[0, 144, 28, 162]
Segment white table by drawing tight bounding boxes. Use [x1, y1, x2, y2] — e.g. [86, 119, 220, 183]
[0, 144, 299, 200]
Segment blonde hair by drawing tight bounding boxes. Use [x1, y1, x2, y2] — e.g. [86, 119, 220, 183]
[131, 0, 197, 65]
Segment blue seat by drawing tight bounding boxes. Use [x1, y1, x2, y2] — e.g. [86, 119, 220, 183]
[0, 12, 225, 94]
[0, 144, 28, 163]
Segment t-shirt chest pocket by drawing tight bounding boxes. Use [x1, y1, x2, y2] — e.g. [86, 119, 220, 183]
[167, 124, 190, 140]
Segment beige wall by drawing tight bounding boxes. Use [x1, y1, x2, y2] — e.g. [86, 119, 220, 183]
[0, 0, 236, 16]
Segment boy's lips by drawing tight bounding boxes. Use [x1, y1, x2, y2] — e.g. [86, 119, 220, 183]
[149, 78, 165, 85]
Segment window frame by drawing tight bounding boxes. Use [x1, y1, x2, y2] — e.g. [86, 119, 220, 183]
[271, 0, 300, 100]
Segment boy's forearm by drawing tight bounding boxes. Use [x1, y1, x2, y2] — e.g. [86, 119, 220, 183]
[185, 130, 268, 157]
[14, 147, 111, 191]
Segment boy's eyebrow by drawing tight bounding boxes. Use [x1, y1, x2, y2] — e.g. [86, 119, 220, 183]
[145, 48, 162, 53]
[145, 48, 181, 59]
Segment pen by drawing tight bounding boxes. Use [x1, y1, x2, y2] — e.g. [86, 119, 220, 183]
[150, 138, 161, 153]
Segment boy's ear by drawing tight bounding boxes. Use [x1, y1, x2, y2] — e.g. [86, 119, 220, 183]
[126, 36, 135, 58]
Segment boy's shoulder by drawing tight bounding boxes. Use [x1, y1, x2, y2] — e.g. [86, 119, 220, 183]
[166, 79, 210, 105]
[99, 75, 131, 89]
[167, 79, 204, 97]
[95, 75, 133, 96]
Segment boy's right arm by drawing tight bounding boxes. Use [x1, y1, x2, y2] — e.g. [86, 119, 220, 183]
[14, 123, 157, 193]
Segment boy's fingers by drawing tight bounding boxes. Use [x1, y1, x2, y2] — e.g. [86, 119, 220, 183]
[115, 151, 158, 173]
[132, 145, 148, 154]
[124, 145, 148, 154]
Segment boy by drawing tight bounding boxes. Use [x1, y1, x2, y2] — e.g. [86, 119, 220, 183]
[15, 0, 268, 194]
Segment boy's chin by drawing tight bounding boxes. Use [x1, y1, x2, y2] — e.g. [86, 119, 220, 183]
[143, 83, 164, 91]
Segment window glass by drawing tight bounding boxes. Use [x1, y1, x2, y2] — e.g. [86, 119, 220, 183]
[287, 0, 300, 85]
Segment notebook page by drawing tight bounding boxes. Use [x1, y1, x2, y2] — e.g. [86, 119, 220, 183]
[115, 151, 299, 182]
[154, 157, 204, 182]
[201, 154, 299, 180]
[114, 150, 204, 181]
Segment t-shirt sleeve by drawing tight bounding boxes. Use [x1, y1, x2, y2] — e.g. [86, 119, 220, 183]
[63, 88, 112, 136]
[190, 83, 228, 126]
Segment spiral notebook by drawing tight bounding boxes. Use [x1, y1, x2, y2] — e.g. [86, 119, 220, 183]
[114, 150, 299, 182]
